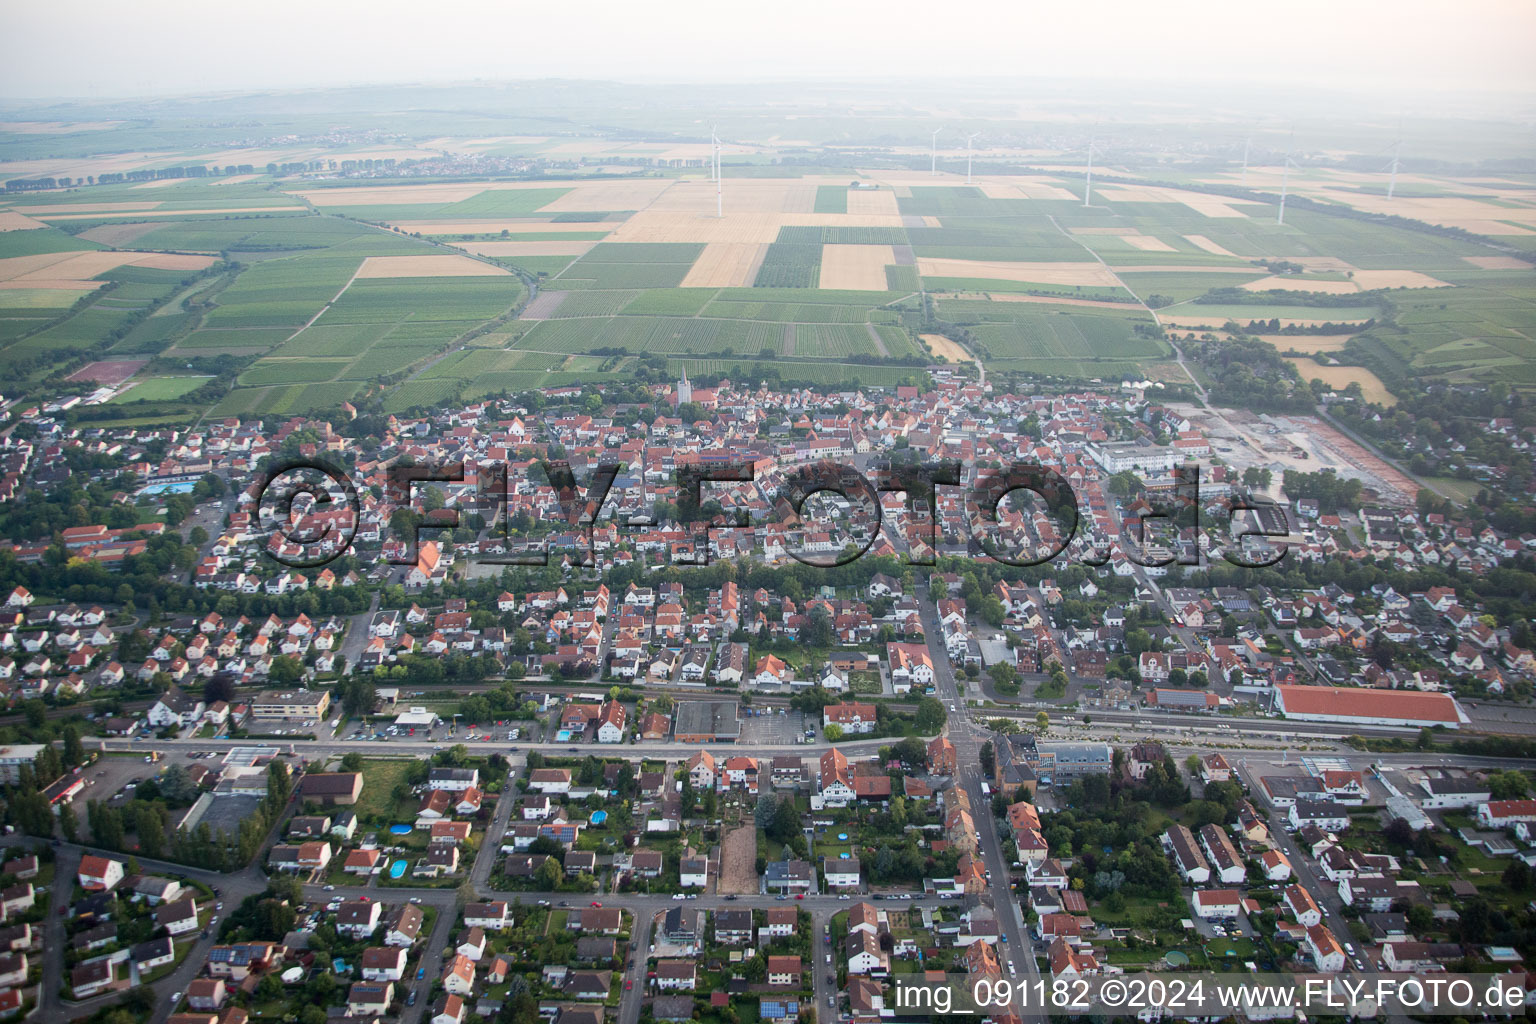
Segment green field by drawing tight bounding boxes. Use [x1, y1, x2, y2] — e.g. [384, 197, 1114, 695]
[108, 375, 212, 402]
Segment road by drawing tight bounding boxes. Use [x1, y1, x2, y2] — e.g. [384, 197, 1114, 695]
[918, 592, 1046, 1024]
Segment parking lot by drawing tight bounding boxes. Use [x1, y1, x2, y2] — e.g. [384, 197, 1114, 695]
[739, 708, 818, 745]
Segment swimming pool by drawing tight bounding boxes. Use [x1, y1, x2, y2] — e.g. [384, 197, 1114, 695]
[389, 859, 407, 879]
[590, 810, 608, 825]
[389, 824, 412, 835]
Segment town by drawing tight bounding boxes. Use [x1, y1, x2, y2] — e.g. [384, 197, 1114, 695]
[0, 363, 1530, 1024]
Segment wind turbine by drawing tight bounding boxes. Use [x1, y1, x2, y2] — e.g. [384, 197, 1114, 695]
[965, 132, 980, 185]
[1386, 137, 1401, 200]
[1277, 151, 1297, 226]
[1084, 137, 1097, 207]
[711, 125, 722, 217]
[930, 126, 945, 177]
[1240, 136, 1252, 186]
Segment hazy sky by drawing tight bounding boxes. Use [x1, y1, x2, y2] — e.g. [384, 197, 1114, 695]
[2, 0, 1534, 102]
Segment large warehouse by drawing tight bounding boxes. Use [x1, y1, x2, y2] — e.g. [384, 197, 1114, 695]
[1273, 684, 1468, 730]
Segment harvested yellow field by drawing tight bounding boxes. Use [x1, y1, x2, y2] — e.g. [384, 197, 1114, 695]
[38, 206, 306, 220]
[1184, 235, 1239, 258]
[818, 244, 896, 290]
[915, 257, 1121, 287]
[1256, 334, 1356, 354]
[453, 240, 595, 257]
[1124, 235, 1177, 252]
[987, 293, 1142, 310]
[390, 220, 614, 236]
[0, 250, 214, 284]
[0, 120, 121, 134]
[1285, 357, 1396, 406]
[0, 251, 83, 281]
[921, 334, 975, 363]
[1350, 270, 1451, 290]
[1461, 255, 1532, 270]
[0, 211, 46, 231]
[644, 179, 819, 215]
[298, 184, 485, 206]
[1161, 312, 1374, 329]
[535, 179, 673, 213]
[1111, 264, 1258, 274]
[1243, 275, 1359, 294]
[354, 255, 510, 278]
[846, 189, 901, 217]
[1095, 185, 1254, 218]
[1290, 257, 1356, 272]
[0, 284, 99, 301]
[680, 242, 766, 288]
[612, 211, 907, 245]
[12, 201, 160, 214]
[922, 216, 941, 227]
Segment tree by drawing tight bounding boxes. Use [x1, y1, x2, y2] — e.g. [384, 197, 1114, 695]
[268, 656, 303, 686]
[62, 724, 84, 767]
[1487, 770, 1529, 800]
[1502, 859, 1531, 893]
[340, 752, 364, 772]
[1035, 711, 1050, 734]
[60, 802, 79, 842]
[535, 856, 562, 889]
[914, 697, 946, 734]
[979, 741, 995, 779]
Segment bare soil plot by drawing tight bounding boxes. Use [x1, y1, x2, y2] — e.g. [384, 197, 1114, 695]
[1184, 235, 1239, 258]
[921, 333, 976, 363]
[846, 189, 901, 217]
[78, 222, 168, 245]
[718, 826, 758, 895]
[1461, 255, 1532, 270]
[819, 244, 897, 290]
[454, 240, 595, 257]
[680, 241, 766, 288]
[354, 254, 511, 278]
[520, 291, 570, 320]
[0, 211, 46, 231]
[67, 359, 146, 385]
[916, 257, 1121, 287]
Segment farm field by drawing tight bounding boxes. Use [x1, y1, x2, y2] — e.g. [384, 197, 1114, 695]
[3, 148, 1530, 419]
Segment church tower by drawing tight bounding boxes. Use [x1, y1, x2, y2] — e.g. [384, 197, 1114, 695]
[677, 367, 692, 406]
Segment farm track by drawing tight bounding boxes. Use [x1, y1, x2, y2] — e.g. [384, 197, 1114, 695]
[866, 322, 889, 356]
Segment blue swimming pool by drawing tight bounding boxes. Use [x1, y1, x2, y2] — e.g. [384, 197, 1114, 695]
[389, 824, 412, 835]
[389, 859, 407, 879]
[590, 810, 608, 825]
